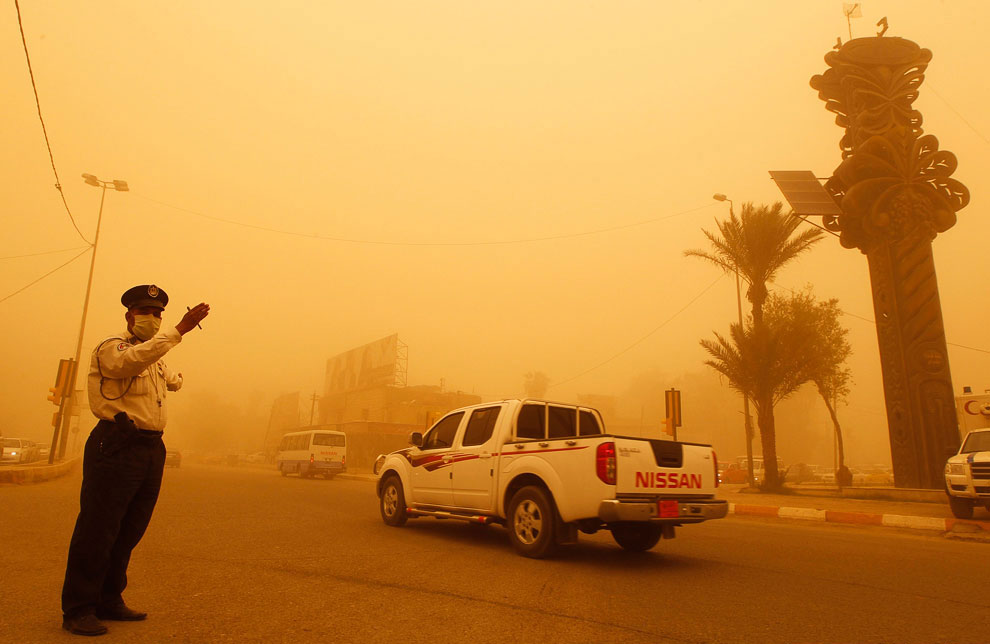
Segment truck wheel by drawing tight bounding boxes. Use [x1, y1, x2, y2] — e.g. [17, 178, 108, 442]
[507, 486, 558, 558]
[380, 475, 408, 527]
[948, 495, 974, 519]
[611, 523, 663, 551]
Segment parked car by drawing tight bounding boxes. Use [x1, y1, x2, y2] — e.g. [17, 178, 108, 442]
[721, 463, 749, 484]
[944, 428, 990, 518]
[1, 438, 41, 464]
[852, 465, 894, 486]
[784, 462, 817, 484]
[165, 449, 182, 468]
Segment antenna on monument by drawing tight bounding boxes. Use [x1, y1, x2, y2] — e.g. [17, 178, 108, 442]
[876, 16, 889, 37]
[842, 3, 862, 40]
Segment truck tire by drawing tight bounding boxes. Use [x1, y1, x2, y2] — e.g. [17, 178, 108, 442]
[507, 486, 558, 558]
[611, 523, 663, 551]
[380, 474, 408, 527]
[948, 495, 974, 520]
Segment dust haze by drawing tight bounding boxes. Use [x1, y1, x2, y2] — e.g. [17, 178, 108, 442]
[3, 1, 988, 471]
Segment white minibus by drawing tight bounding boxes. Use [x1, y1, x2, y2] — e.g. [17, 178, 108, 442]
[277, 429, 347, 478]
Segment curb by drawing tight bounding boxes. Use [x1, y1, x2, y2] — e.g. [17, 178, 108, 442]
[337, 472, 377, 483]
[729, 502, 990, 534]
[0, 458, 80, 485]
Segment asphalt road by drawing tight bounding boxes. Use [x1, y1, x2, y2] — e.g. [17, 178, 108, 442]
[2, 464, 988, 644]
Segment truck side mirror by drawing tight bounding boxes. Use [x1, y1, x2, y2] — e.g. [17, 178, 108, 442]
[410, 432, 423, 447]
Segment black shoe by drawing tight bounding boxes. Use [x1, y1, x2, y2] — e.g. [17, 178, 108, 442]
[62, 614, 108, 636]
[95, 603, 147, 621]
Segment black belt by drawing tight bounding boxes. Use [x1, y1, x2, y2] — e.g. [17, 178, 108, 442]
[96, 419, 162, 437]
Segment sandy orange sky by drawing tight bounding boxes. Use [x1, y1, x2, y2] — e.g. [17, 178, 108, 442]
[2, 1, 987, 464]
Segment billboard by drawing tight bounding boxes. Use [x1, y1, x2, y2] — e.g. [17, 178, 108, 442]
[325, 334, 399, 394]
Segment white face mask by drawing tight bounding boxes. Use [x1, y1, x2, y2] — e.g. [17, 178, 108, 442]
[131, 314, 162, 341]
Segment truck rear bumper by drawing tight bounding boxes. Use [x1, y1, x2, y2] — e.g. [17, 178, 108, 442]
[598, 498, 728, 523]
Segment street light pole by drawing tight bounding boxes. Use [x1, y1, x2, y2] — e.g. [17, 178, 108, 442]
[57, 174, 128, 459]
[713, 194, 757, 487]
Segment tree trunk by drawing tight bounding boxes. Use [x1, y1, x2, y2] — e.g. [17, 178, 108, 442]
[822, 394, 850, 488]
[744, 400, 756, 488]
[756, 394, 781, 490]
[749, 293, 778, 489]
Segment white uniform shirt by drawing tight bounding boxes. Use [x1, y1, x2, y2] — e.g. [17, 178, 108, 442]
[87, 327, 183, 432]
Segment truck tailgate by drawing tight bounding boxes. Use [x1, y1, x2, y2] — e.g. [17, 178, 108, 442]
[613, 438, 717, 496]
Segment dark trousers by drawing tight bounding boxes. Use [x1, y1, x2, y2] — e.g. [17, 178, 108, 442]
[62, 420, 166, 618]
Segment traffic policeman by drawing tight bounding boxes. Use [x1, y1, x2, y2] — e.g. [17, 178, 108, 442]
[61, 285, 209, 636]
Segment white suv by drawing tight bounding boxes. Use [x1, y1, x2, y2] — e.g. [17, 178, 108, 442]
[1, 438, 40, 464]
[944, 428, 990, 519]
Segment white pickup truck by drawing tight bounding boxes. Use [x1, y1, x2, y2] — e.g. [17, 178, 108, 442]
[944, 428, 990, 519]
[373, 399, 727, 557]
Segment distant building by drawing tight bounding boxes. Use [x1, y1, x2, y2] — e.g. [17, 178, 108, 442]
[319, 384, 481, 428]
[263, 335, 482, 468]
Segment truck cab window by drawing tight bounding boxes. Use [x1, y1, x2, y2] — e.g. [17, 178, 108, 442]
[548, 406, 577, 438]
[424, 412, 464, 450]
[463, 407, 501, 446]
[517, 404, 545, 440]
[579, 410, 602, 435]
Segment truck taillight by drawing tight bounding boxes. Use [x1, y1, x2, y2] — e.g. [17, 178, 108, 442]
[596, 442, 616, 485]
[713, 451, 720, 488]
[310, 454, 315, 463]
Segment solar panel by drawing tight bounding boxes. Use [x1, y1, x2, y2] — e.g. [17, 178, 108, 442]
[769, 170, 843, 216]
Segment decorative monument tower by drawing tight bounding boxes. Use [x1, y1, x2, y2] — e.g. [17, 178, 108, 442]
[810, 35, 970, 489]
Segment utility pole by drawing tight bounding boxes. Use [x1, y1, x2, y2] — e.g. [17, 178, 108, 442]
[309, 392, 319, 426]
[58, 174, 128, 459]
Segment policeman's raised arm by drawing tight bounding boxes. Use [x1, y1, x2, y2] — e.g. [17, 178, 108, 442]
[95, 330, 182, 379]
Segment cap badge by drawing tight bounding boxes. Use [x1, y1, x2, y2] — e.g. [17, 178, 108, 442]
[147, 285, 159, 298]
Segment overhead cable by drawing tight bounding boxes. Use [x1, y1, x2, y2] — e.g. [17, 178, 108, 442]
[927, 83, 990, 146]
[776, 282, 990, 356]
[0, 247, 90, 305]
[547, 274, 725, 390]
[13, 0, 91, 246]
[0, 245, 89, 260]
[134, 193, 715, 247]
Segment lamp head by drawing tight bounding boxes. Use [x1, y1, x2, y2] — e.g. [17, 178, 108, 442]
[712, 193, 728, 202]
[81, 173, 100, 187]
[112, 180, 129, 192]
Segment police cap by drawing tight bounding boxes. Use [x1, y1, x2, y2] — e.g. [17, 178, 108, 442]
[121, 284, 169, 310]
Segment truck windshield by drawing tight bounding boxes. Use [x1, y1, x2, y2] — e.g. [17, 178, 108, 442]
[961, 431, 990, 453]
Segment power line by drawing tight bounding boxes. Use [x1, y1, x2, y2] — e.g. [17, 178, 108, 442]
[927, 83, 990, 146]
[547, 275, 725, 390]
[13, 0, 91, 246]
[776, 282, 990, 356]
[0, 245, 89, 260]
[134, 193, 716, 247]
[0, 247, 90, 305]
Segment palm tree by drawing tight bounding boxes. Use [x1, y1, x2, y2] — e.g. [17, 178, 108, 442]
[687, 203, 824, 488]
[685, 202, 824, 325]
[701, 296, 819, 490]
